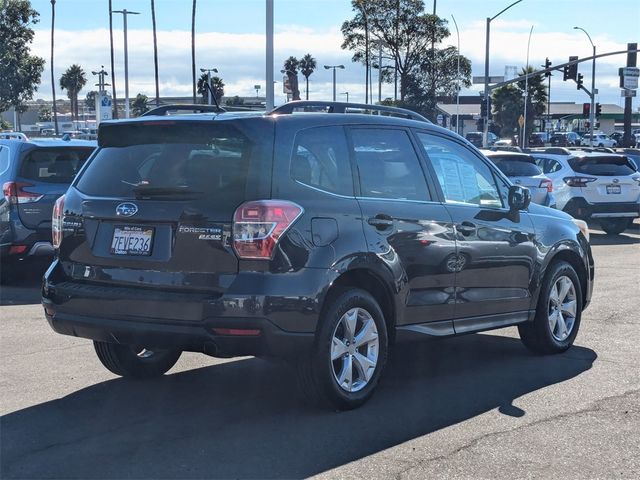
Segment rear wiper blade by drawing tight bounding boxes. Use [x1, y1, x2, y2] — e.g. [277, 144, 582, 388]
[132, 185, 203, 198]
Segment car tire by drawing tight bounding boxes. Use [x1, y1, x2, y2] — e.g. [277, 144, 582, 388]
[518, 261, 582, 354]
[296, 288, 388, 410]
[600, 218, 630, 235]
[93, 341, 182, 378]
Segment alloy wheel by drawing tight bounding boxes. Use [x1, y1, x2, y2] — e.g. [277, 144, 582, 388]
[548, 276, 577, 341]
[330, 307, 379, 393]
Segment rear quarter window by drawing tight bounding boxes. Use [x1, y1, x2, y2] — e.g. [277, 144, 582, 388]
[0, 146, 10, 177]
[19, 147, 94, 184]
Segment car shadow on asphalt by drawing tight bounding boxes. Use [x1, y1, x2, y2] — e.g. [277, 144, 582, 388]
[0, 259, 50, 306]
[1, 334, 597, 479]
[588, 231, 640, 246]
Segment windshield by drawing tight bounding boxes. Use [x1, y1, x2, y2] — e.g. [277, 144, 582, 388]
[491, 158, 542, 177]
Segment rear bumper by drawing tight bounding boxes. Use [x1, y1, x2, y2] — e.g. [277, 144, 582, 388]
[42, 260, 329, 358]
[43, 306, 314, 358]
[563, 197, 640, 219]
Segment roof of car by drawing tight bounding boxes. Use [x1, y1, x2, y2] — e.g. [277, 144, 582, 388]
[0, 138, 97, 149]
[480, 150, 535, 162]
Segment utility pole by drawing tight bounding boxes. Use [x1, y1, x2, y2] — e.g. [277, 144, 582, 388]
[622, 43, 638, 148]
[112, 9, 140, 118]
[522, 26, 534, 149]
[266, 0, 274, 111]
[574, 27, 596, 146]
[451, 14, 460, 135]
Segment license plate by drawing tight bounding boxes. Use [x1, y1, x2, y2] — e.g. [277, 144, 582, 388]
[606, 185, 621, 194]
[110, 226, 154, 256]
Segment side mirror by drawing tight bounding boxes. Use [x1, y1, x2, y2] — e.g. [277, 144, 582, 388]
[508, 185, 531, 211]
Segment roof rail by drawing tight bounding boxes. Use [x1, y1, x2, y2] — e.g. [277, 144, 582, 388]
[526, 147, 571, 155]
[269, 100, 430, 123]
[142, 104, 226, 116]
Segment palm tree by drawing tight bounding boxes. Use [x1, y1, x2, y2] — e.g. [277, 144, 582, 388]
[50, 0, 58, 134]
[283, 56, 300, 101]
[298, 53, 317, 100]
[191, 0, 197, 104]
[132, 93, 149, 117]
[59, 65, 87, 121]
[108, 0, 118, 118]
[151, 0, 160, 106]
[197, 73, 224, 104]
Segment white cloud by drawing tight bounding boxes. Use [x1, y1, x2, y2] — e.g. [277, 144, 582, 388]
[30, 24, 637, 108]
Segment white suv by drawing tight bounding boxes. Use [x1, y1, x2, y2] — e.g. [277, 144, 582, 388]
[581, 133, 617, 148]
[532, 150, 640, 234]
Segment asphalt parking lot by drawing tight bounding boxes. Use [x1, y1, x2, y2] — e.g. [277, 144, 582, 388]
[1, 223, 639, 479]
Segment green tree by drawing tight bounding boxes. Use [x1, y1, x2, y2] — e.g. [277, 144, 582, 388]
[225, 95, 244, 106]
[341, 0, 450, 102]
[197, 73, 224, 104]
[404, 45, 472, 119]
[85, 90, 97, 109]
[59, 64, 87, 121]
[492, 67, 547, 141]
[0, 118, 12, 130]
[131, 93, 149, 117]
[0, 0, 45, 112]
[299, 53, 317, 100]
[38, 105, 52, 122]
[282, 56, 300, 101]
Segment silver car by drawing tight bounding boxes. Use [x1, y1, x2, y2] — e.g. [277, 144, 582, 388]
[481, 150, 556, 208]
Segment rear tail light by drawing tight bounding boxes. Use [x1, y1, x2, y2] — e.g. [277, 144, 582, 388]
[232, 200, 303, 259]
[563, 176, 597, 187]
[52, 195, 65, 249]
[2, 182, 44, 204]
[539, 179, 553, 192]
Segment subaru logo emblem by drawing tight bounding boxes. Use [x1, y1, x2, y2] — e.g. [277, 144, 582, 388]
[612, 178, 620, 184]
[115, 202, 138, 217]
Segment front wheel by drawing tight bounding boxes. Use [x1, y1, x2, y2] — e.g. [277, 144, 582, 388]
[296, 289, 388, 410]
[94, 341, 181, 378]
[519, 261, 582, 354]
[600, 218, 630, 235]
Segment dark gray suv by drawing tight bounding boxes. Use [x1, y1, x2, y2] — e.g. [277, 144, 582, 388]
[42, 102, 594, 410]
[1, 139, 96, 282]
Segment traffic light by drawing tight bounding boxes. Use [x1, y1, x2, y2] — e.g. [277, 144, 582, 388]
[595, 103, 602, 117]
[543, 58, 552, 77]
[563, 56, 578, 81]
[582, 103, 590, 117]
[480, 101, 487, 118]
[576, 73, 584, 90]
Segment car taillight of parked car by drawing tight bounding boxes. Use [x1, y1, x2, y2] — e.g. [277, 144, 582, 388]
[232, 200, 303, 259]
[2, 182, 44, 204]
[539, 179, 553, 192]
[563, 176, 597, 187]
[52, 195, 65, 249]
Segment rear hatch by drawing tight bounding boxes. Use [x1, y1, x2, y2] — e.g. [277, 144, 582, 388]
[61, 118, 273, 293]
[14, 145, 94, 232]
[568, 155, 640, 204]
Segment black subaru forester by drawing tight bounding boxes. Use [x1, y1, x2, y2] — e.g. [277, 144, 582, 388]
[42, 102, 594, 410]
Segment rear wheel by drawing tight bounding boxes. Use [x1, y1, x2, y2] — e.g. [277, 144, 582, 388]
[600, 218, 630, 235]
[519, 261, 582, 354]
[296, 288, 388, 410]
[93, 341, 181, 378]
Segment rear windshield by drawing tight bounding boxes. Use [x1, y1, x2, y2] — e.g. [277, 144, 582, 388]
[568, 156, 637, 176]
[19, 147, 94, 184]
[489, 156, 542, 176]
[76, 123, 254, 209]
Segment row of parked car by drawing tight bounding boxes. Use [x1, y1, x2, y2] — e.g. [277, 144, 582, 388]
[465, 130, 640, 149]
[1, 102, 638, 409]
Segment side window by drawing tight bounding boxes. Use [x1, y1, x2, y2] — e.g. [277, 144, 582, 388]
[0, 146, 10, 178]
[291, 126, 352, 196]
[415, 132, 504, 208]
[351, 128, 430, 201]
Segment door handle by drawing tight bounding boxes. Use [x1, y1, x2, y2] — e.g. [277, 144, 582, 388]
[368, 214, 394, 230]
[456, 222, 476, 236]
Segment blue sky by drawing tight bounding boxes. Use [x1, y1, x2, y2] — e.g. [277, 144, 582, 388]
[29, 0, 640, 107]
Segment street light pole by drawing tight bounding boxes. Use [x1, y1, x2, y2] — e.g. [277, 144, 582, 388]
[112, 9, 140, 118]
[522, 25, 534, 149]
[483, 0, 524, 147]
[451, 14, 460, 135]
[341, 92, 349, 102]
[324, 65, 345, 101]
[574, 26, 596, 147]
[266, 0, 274, 111]
[200, 68, 218, 105]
